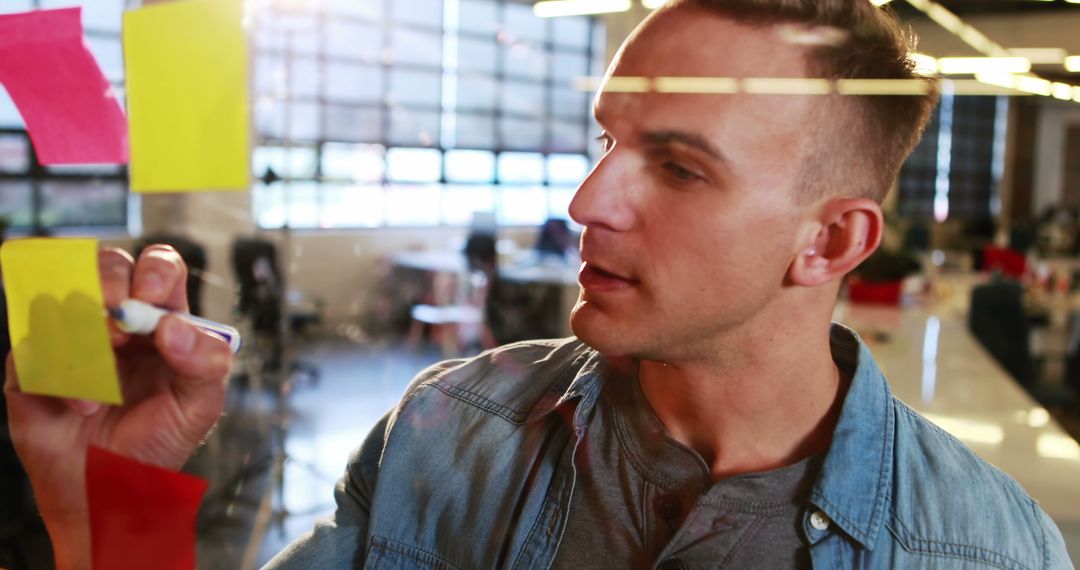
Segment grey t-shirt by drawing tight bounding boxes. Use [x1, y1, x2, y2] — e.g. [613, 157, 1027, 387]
[550, 369, 821, 569]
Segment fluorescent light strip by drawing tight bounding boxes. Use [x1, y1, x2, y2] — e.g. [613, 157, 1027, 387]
[1053, 82, 1074, 101]
[938, 57, 1030, 75]
[654, 77, 739, 94]
[642, 0, 666, 8]
[1007, 48, 1066, 65]
[533, 0, 630, 18]
[1067, 56, 1080, 73]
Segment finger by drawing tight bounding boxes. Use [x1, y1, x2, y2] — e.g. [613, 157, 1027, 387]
[99, 248, 135, 347]
[4, 354, 66, 417]
[154, 316, 232, 382]
[132, 245, 188, 312]
[65, 399, 102, 416]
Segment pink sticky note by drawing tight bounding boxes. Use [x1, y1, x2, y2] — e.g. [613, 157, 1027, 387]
[0, 8, 128, 165]
[87, 446, 207, 570]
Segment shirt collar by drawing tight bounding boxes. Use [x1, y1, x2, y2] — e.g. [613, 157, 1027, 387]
[524, 345, 605, 429]
[808, 323, 895, 550]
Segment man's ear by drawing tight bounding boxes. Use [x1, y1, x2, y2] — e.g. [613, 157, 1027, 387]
[788, 197, 883, 288]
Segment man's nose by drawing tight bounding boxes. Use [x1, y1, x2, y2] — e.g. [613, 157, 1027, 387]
[568, 151, 637, 232]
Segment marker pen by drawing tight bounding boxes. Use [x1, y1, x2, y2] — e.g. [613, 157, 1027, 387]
[108, 299, 242, 354]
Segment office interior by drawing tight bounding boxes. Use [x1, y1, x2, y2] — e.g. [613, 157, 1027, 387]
[1, 0, 1080, 567]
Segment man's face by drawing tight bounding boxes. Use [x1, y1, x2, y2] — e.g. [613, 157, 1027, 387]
[568, 7, 825, 361]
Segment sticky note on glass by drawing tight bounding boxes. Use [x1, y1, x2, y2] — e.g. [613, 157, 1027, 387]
[88, 446, 207, 570]
[0, 238, 121, 404]
[123, 0, 250, 192]
[0, 8, 129, 165]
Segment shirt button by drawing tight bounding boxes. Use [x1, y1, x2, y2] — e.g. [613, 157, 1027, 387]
[654, 494, 682, 521]
[810, 509, 831, 531]
[657, 559, 689, 570]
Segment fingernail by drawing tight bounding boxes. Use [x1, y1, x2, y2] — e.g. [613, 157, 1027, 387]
[71, 400, 102, 416]
[164, 318, 196, 355]
[140, 272, 164, 298]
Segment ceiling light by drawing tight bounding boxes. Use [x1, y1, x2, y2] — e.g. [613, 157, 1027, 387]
[1007, 48, 1066, 65]
[533, 0, 631, 18]
[1015, 75, 1052, 96]
[910, 52, 938, 76]
[870, 0, 895, 5]
[1067, 56, 1080, 72]
[1052, 82, 1075, 100]
[938, 57, 1031, 75]
[641, 0, 666, 8]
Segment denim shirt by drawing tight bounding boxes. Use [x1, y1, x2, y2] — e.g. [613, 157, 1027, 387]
[265, 325, 1072, 569]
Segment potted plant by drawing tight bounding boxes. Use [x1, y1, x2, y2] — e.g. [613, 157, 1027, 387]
[847, 247, 921, 305]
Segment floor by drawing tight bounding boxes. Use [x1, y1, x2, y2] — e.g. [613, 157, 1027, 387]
[193, 337, 449, 570]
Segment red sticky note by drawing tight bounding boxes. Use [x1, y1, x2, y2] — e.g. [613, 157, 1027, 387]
[87, 446, 207, 570]
[0, 8, 128, 165]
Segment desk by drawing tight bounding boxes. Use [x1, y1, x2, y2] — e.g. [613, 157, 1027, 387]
[834, 292, 1080, 560]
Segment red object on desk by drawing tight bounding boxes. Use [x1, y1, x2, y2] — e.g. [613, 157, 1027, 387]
[847, 277, 903, 305]
[982, 246, 1026, 279]
[87, 446, 207, 570]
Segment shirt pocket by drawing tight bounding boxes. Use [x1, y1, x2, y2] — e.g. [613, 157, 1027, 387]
[365, 535, 462, 570]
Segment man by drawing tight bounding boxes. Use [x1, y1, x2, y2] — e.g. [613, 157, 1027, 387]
[5, 0, 1073, 568]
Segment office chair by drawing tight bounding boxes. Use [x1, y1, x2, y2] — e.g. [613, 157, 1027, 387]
[969, 278, 1035, 388]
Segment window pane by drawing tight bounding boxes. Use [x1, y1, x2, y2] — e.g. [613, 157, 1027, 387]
[552, 16, 590, 50]
[500, 118, 544, 151]
[504, 3, 547, 43]
[254, 98, 286, 139]
[290, 57, 320, 99]
[456, 74, 497, 111]
[498, 186, 548, 226]
[0, 181, 33, 227]
[40, 180, 126, 227]
[288, 102, 321, 142]
[550, 121, 587, 153]
[548, 187, 577, 221]
[82, 0, 124, 32]
[322, 142, 385, 183]
[552, 51, 588, 83]
[391, 27, 442, 68]
[454, 113, 496, 149]
[323, 105, 382, 142]
[498, 152, 544, 184]
[0, 1, 33, 15]
[443, 185, 495, 226]
[445, 149, 496, 183]
[324, 0, 383, 21]
[0, 135, 30, 173]
[552, 88, 589, 119]
[285, 182, 322, 229]
[325, 64, 382, 103]
[254, 183, 286, 228]
[547, 154, 590, 185]
[503, 44, 548, 81]
[252, 145, 318, 179]
[255, 55, 287, 97]
[386, 147, 442, 183]
[321, 184, 384, 228]
[392, 0, 441, 29]
[385, 185, 441, 226]
[45, 163, 122, 176]
[325, 20, 382, 62]
[459, 0, 498, 35]
[456, 38, 497, 74]
[501, 82, 545, 117]
[388, 69, 441, 106]
[0, 85, 23, 129]
[389, 108, 440, 147]
[85, 37, 124, 83]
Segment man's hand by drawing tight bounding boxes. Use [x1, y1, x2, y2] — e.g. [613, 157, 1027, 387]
[3, 245, 233, 570]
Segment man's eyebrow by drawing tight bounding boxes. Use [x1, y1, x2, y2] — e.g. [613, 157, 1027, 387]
[641, 130, 725, 162]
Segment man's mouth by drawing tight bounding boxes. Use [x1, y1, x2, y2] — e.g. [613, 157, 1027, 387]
[578, 261, 637, 292]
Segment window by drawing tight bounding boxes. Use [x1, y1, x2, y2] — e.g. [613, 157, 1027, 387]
[898, 95, 1003, 224]
[251, 0, 603, 229]
[0, 1, 128, 231]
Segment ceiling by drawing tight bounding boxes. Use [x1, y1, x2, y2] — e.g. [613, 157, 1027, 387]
[895, 0, 1080, 17]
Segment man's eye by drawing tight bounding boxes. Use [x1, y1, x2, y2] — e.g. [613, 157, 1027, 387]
[663, 161, 700, 182]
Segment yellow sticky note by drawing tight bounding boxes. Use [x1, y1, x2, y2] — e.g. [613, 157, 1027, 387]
[123, 0, 250, 192]
[1, 238, 122, 404]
